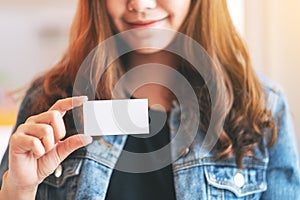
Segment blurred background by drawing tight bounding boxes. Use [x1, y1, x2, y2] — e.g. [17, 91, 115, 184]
[0, 0, 299, 160]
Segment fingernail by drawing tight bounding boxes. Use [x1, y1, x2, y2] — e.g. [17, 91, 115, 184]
[79, 135, 93, 145]
[72, 96, 88, 107]
[79, 96, 88, 102]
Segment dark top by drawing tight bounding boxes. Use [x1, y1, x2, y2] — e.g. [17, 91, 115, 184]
[105, 109, 176, 200]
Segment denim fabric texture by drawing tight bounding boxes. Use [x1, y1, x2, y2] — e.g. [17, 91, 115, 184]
[0, 75, 299, 199]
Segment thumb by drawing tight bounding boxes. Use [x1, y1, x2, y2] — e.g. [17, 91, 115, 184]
[55, 134, 93, 162]
[37, 134, 92, 181]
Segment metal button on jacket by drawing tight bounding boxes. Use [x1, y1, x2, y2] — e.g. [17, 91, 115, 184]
[181, 148, 190, 157]
[54, 165, 63, 178]
[234, 172, 245, 188]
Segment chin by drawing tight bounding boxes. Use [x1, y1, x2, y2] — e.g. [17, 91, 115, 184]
[120, 28, 175, 54]
[125, 36, 171, 53]
[134, 47, 164, 54]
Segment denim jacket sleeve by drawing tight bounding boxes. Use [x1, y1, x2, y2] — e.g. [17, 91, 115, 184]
[261, 82, 300, 199]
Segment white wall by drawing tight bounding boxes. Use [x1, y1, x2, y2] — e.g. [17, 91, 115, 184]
[227, 0, 245, 37]
[0, 1, 76, 90]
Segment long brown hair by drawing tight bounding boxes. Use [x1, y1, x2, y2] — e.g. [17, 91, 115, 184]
[30, 0, 276, 168]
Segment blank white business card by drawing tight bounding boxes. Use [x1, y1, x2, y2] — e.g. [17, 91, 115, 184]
[83, 99, 149, 136]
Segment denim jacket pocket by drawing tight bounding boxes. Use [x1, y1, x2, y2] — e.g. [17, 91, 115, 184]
[44, 158, 83, 188]
[204, 164, 267, 200]
[36, 158, 83, 200]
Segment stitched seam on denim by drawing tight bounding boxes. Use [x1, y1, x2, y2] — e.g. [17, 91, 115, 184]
[203, 166, 267, 198]
[173, 159, 267, 172]
[71, 154, 116, 169]
[206, 178, 266, 198]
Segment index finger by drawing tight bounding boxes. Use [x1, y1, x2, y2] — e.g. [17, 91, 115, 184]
[49, 96, 88, 116]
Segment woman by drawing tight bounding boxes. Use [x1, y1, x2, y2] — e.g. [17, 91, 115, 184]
[0, 0, 299, 199]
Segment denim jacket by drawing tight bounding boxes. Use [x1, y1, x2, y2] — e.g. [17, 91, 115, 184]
[1, 76, 299, 200]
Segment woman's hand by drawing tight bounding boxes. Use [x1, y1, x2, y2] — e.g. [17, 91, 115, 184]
[0, 96, 92, 200]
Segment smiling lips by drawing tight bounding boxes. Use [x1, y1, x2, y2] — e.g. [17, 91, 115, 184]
[127, 18, 167, 29]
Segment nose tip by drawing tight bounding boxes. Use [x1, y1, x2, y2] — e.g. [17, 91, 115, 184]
[128, 0, 157, 12]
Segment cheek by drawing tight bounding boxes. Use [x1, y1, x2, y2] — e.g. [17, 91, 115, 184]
[105, 0, 126, 19]
[105, 0, 127, 32]
[105, 0, 114, 17]
[163, 0, 191, 28]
